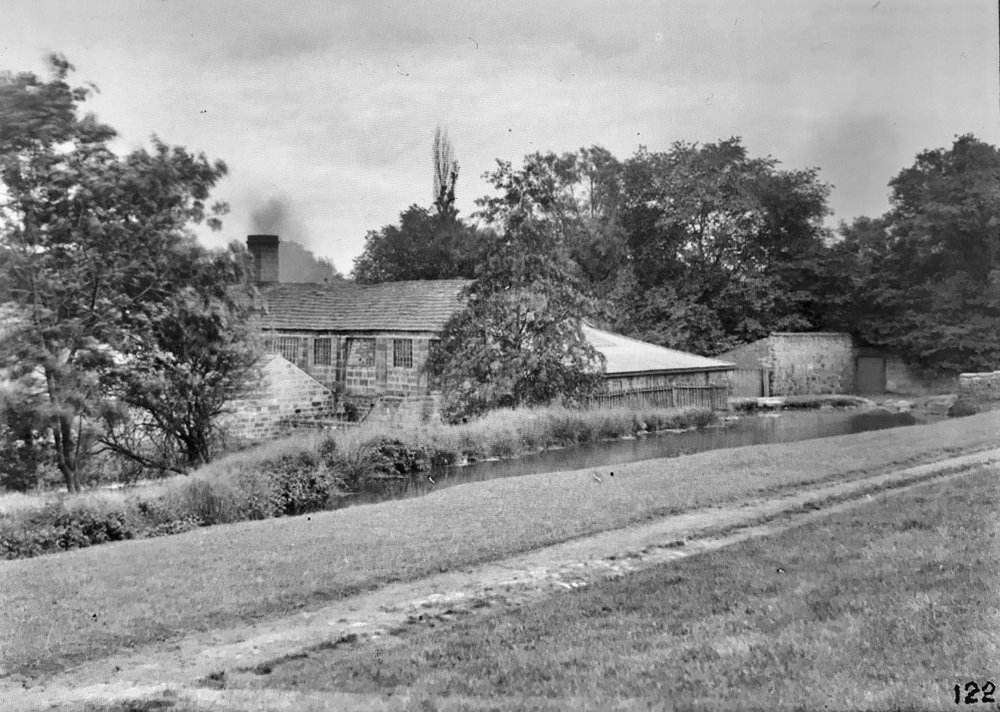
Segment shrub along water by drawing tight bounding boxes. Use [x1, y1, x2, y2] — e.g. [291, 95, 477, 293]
[0, 405, 716, 560]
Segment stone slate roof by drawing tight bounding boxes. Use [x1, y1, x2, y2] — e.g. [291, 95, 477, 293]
[259, 279, 733, 374]
[582, 324, 735, 375]
[259, 279, 471, 333]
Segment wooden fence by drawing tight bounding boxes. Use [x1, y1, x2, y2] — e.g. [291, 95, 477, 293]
[587, 384, 730, 410]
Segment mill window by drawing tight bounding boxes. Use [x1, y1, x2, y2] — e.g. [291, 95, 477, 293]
[276, 336, 300, 364]
[313, 337, 332, 366]
[393, 339, 413, 368]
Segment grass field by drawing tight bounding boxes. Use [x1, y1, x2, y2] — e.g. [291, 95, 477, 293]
[1, 411, 996, 680]
[248, 466, 1000, 711]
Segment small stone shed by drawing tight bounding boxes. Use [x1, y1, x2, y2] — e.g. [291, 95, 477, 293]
[583, 325, 734, 409]
[718, 333, 855, 397]
[717, 332, 934, 397]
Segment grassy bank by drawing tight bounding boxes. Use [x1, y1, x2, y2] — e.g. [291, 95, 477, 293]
[0, 411, 996, 678]
[0, 405, 715, 559]
[251, 467, 999, 711]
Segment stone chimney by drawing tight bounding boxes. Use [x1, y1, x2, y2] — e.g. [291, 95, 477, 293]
[247, 234, 279, 284]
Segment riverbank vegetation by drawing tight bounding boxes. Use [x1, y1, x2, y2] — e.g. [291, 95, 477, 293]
[1, 412, 996, 677]
[250, 466, 998, 710]
[730, 394, 875, 413]
[0, 404, 716, 559]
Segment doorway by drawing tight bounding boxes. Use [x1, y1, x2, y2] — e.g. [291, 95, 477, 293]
[855, 356, 887, 393]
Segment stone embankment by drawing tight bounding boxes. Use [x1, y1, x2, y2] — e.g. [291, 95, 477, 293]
[959, 371, 1000, 403]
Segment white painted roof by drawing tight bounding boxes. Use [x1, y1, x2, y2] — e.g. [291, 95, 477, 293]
[583, 324, 735, 375]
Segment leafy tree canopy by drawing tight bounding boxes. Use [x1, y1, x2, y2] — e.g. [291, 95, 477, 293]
[427, 171, 607, 420]
[616, 138, 834, 353]
[466, 140, 837, 356]
[100, 239, 261, 471]
[840, 134, 1000, 373]
[0, 55, 251, 490]
[353, 128, 487, 283]
[352, 204, 484, 283]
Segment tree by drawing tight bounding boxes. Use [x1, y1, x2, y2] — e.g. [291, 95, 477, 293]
[352, 204, 484, 283]
[433, 125, 459, 216]
[0, 379, 56, 491]
[616, 139, 834, 353]
[352, 128, 485, 283]
[100, 240, 260, 470]
[475, 147, 632, 320]
[0, 56, 233, 491]
[427, 172, 605, 420]
[841, 135, 1000, 373]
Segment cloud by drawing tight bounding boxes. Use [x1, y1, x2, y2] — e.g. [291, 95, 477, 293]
[3, 0, 997, 275]
[802, 114, 902, 222]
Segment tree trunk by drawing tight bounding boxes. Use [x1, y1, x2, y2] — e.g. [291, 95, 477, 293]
[53, 414, 81, 493]
[45, 367, 83, 493]
[181, 424, 212, 468]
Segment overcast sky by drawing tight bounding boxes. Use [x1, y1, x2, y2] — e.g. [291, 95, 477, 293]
[3, 1, 998, 274]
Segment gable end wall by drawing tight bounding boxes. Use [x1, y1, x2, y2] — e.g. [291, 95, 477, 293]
[769, 333, 854, 395]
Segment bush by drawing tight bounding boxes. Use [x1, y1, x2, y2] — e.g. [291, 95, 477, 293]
[170, 478, 257, 526]
[546, 411, 582, 446]
[948, 399, 979, 418]
[265, 450, 347, 515]
[0, 502, 137, 559]
[142, 515, 203, 538]
[0, 437, 56, 492]
[366, 439, 432, 475]
[429, 449, 459, 467]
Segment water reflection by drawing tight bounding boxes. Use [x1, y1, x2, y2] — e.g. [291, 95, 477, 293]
[344, 408, 923, 506]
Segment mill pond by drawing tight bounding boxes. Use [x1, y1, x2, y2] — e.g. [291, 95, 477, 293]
[345, 406, 929, 505]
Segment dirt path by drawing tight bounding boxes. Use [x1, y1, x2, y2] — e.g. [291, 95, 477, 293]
[9, 448, 1000, 711]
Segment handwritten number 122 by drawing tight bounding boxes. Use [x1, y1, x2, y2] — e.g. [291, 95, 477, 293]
[955, 681, 995, 704]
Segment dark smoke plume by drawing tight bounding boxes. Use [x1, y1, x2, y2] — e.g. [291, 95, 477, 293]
[250, 197, 342, 283]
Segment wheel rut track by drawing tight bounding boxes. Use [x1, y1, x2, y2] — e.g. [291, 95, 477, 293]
[7, 448, 1000, 711]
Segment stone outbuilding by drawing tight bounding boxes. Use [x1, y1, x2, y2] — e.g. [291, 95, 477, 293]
[717, 332, 939, 397]
[717, 333, 855, 397]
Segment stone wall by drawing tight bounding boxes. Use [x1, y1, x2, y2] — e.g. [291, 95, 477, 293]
[715, 338, 770, 370]
[959, 371, 1000, 403]
[768, 333, 854, 395]
[386, 338, 432, 395]
[222, 355, 337, 442]
[719, 333, 856, 396]
[365, 394, 443, 427]
[262, 330, 436, 397]
[345, 337, 377, 394]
